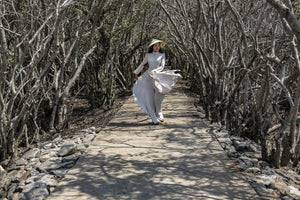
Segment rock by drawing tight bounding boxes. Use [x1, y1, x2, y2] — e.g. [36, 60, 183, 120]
[251, 182, 278, 199]
[62, 152, 81, 162]
[262, 166, 275, 175]
[48, 156, 62, 163]
[15, 193, 26, 200]
[230, 136, 243, 142]
[271, 179, 289, 195]
[1, 159, 9, 167]
[60, 160, 75, 168]
[39, 152, 57, 163]
[22, 182, 49, 200]
[256, 174, 278, 185]
[83, 134, 96, 146]
[0, 172, 7, 188]
[22, 148, 40, 159]
[38, 159, 74, 173]
[73, 137, 82, 145]
[213, 130, 230, 138]
[238, 163, 249, 171]
[89, 126, 96, 132]
[219, 140, 231, 150]
[7, 183, 18, 200]
[41, 141, 56, 149]
[0, 165, 7, 184]
[233, 140, 254, 152]
[53, 136, 63, 145]
[30, 169, 40, 177]
[245, 167, 261, 174]
[41, 141, 50, 148]
[23, 173, 58, 187]
[37, 160, 61, 172]
[49, 186, 56, 192]
[28, 158, 40, 166]
[49, 169, 69, 178]
[81, 127, 96, 134]
[282, 196, 293, 200]
[76, 127, 96, 136]
[239, 156, 255, 167]
[224, 143, 236, 151]
[16, 158, 28, 166]
[57, 142, 77, 157]
[4, 170, 19, 188]
[249, 143, 258, 152]
[227, 151, 239, 158]
[39, 174, 58, 187]
[12, 192, 21, 200]
[25, 177, 36, 185]
[18, 169, 31, 183]
[288, 185, 300, 199]
[18, 179, 26, 187]
[73, 131, 85, 137]
[25, 173, 46, 185]
[242, 152, 255, 157]
[77, 145, 86, 153]
[258, 160, 270, 169]
[0, 164, 6, 173]
[11, 169, 27, 183]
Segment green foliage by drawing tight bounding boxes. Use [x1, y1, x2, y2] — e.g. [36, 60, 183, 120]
[13, 139, 20, 148]
[293, 2, 300, 15]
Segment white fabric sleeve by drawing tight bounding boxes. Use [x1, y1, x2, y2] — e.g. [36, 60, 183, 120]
[155, 53, 166, 72]
[134, 54, 148, 74]
[161, 53, 166, 68]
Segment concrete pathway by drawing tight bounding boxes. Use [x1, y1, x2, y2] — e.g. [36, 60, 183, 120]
[47, 87, 260, 200]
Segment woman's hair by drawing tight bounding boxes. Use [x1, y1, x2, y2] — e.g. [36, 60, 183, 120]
[148, 43, 163, 53]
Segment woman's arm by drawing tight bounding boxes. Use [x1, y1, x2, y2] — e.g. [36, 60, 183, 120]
[134, 54, 148, 75]
[154, 53, 166, 73]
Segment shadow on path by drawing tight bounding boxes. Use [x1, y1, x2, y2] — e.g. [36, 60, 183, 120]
[47, 88, 260, 200]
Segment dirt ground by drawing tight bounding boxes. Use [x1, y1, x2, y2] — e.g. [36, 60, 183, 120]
[62, 92, 131, 137]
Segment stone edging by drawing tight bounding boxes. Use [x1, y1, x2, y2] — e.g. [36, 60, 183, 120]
[0, 127, 97, 200]
[209, 126, 300, 200]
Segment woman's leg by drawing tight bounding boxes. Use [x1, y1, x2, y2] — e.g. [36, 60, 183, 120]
[146, 88, 159, 124]
[147, 102, 159, 123]
[154, 90, 165, 120]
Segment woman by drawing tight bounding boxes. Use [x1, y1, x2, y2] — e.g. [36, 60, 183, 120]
[133, 39, 181, 125]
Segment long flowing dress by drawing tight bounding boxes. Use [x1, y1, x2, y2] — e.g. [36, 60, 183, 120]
[133, 52, 181, 123]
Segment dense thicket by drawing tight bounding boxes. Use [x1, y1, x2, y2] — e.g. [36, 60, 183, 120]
[0, 0, 165, 160]
[0, 0, 299, 168]
[159, 0, 300, 168]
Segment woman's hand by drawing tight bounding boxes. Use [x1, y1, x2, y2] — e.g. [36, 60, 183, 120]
[150, 70, 156, 75]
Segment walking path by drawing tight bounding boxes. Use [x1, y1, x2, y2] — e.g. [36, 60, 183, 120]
[47, 87, 260, 200]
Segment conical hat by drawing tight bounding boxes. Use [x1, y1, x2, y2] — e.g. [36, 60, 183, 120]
[148, 39, 166, 48]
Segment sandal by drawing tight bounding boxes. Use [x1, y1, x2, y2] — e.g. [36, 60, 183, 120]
[158, 118, 164, 122]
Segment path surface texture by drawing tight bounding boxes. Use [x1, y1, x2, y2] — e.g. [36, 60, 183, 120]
[47, 87, 260, 200]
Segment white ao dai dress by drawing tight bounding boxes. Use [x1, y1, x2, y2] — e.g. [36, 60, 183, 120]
[133, 52, 181, 123]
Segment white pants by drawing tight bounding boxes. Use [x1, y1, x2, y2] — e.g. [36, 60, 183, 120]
[154, 90, 164, 122]
[146, 87, 165, 123]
